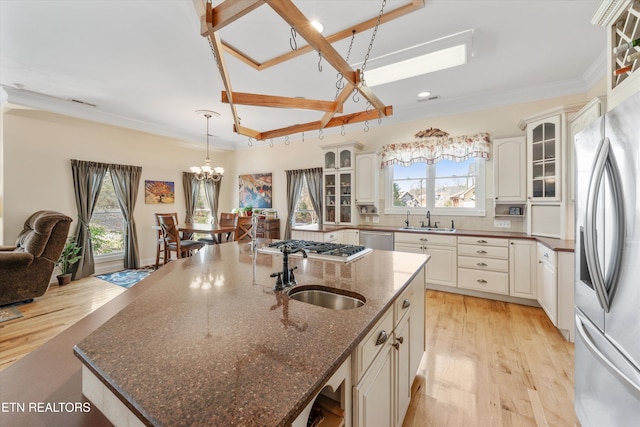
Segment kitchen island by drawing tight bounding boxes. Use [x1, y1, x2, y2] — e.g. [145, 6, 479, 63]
[73, 240, 428, 426]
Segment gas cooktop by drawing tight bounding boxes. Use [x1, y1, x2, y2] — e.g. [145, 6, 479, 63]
[258, 240, 372, 263]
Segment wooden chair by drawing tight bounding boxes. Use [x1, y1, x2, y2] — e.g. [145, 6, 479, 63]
[198, 212, 238, 245]
[154, 212, 179, 269]
[157, 213, 205, 260]
[236, 216, 252, 241]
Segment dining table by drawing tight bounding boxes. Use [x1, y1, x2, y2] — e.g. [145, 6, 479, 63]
[177, 222, 238, 244]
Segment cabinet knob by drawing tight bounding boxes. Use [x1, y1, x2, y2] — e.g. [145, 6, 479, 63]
[392, 342, 400, 350]
[419, 238, 429, 241]
[402, 299, 411, 309]
[477, 239, 488, 243]
[477, 279, 488, 284]
[397, 336, 404, 344]
[476, 262, 488, 267]
[375, 330, 388, 346]
[477, 250, 487, 254]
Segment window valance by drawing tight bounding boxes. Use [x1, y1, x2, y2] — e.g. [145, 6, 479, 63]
[380, 132, 491, 168]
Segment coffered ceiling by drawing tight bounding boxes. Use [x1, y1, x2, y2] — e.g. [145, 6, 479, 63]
[0, 0, 606, 150]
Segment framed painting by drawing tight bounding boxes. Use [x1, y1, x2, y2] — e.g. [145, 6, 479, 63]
[145, 180, 175, 204]
[239, 173, 272, 208]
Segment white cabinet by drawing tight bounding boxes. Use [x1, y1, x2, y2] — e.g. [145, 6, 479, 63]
[353, 268, 425, 427]
[339, 229, 360, 245]
[394, 233, 457, 289]
[322, 142, 363, 225]
[509, 239, 536, 299]
[494, 136, 526, 202]
[355, 152, 379, 214]
[536, 243, 557, 326]
[457, 237, 509, 295]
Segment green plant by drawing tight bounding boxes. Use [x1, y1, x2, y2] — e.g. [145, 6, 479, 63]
[57, 238, 82, 275]
[243, 206, 253, 212]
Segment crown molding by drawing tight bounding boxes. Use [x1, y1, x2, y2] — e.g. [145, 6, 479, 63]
[591, 0, 630, 26]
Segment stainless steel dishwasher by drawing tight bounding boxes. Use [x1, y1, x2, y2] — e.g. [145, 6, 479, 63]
[359, 230, 394, 250]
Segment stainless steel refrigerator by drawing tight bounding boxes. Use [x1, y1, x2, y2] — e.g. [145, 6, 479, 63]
[574, 90, 640, 426]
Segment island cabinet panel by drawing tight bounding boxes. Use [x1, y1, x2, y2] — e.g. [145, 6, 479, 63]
[353, 268, 426, 427]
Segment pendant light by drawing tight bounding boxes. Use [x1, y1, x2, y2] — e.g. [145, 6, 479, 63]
[190, 110, 224, 181]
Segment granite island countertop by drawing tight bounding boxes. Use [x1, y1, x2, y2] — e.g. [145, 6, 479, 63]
[73, 240, 428, 426]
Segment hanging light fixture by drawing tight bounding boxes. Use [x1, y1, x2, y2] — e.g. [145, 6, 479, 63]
[191, 110, 224, 181]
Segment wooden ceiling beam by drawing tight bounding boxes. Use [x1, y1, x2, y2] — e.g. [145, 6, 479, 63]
[202, 0, 265, 34]
[222, 92, 343, 113]
[238, 106, 393, 141]
[264, 0, 388, 116]
[320, 80, 356, 128]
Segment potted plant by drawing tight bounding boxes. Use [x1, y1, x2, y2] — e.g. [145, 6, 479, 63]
[243, 206, 253, 216]
[56, 237, 82, 285]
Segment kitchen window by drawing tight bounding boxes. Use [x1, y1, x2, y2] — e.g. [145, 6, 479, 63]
[90, 171, 125, 256]
[385, 158, 486, 216]
[293, 177, 318, 227]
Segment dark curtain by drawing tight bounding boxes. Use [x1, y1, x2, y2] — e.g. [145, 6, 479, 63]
[304, 167, 323, 227]
[71, 159, 108, 279]
[284, 169, 305, 240]
[182, 172, 201, 223]
[109, 163, 142, 269]
[203, 178, 222, 224]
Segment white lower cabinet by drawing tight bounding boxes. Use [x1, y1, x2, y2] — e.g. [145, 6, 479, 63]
[536, 243, 557, 325]
[509, 239, 536, 299]
[353, 267, 425, 427]
[457, 237, 509, 295]
[340, 229, 360, 245]
[394, 233, 457, 288]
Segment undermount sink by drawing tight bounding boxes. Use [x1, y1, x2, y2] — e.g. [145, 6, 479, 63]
[288, 286, 365, 310]
[400, 226, 457, 233]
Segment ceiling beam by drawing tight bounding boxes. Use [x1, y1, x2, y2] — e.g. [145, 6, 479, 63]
[264, 0, 388, 116]
[204, 0, 265, 34]
[235, 106, 393, 141]
[222, 92, 343, 113]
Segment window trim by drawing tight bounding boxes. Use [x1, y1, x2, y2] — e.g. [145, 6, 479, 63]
[384, 158, 486, 217]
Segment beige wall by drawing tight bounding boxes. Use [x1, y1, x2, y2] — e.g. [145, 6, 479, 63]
[1, 88, 605, 271]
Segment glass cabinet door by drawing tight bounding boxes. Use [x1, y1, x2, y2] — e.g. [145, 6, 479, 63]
[325, 151, 337, 171]
[529, 116, 560, 200]
[339, 172, 352, 223]
[324, 174, 336, 223]
[338, 147, 353, 169]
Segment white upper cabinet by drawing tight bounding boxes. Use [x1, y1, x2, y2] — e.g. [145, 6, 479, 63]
[355, 152, 379, 207]
[493, 136, 526, 202]
[527, 115, 562, 202]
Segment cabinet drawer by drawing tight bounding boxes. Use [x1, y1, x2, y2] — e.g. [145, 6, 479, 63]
[394, 232, 456, 246]
[457, 236, 508, 247]
[537, 245, 556, 265]
[458, 268, 509, 294]
[458, 244, 508, 259]
[355, 308, 394, 381]
[457, 256, 508, 272]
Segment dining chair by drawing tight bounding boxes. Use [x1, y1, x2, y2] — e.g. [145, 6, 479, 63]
[198, 212, 238, 245]
[154, 212, 179, 269]
[236, 216, 252, 241]
[157, 213, 205, 260]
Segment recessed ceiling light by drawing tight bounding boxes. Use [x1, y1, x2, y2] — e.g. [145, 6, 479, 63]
[311, 20, 324, 33]
[418, 91, 431, 98]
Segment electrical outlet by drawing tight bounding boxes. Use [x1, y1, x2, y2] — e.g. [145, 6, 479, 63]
[494, 219, 511, 228]
[372, 216, 379, 224]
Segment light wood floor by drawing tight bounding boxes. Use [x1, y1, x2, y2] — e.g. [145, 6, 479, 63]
[1, 279, 577, 426]
[403, 291, 578, 427]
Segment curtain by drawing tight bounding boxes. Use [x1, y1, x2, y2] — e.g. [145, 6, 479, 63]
[109, 163, 142, 269]
[284, 169, 305, 240]
[182, 172, 201, 223]
[71, 159, 108, 279]
[203, 178, 221, 225]
[380, 132, 491, 167]
[303, 167, 323, 227]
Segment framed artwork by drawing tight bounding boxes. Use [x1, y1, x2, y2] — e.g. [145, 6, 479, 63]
[145, 180, 175, 204]
[239, 173, 272, 208]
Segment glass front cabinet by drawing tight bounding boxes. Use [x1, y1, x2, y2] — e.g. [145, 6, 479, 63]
[322, 142, 363, 225]
[526, 115, 561, 202]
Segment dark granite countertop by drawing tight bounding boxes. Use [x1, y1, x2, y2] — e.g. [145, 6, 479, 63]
[73, 241, 428, 426]
[292, 224, 575, 252]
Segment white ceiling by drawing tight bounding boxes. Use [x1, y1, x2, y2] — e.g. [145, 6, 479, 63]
[0, 0, 606, 151]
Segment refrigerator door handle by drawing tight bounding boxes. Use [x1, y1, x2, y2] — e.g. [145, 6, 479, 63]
[584, 137, 611, 312]
[576, 314, 640, 394]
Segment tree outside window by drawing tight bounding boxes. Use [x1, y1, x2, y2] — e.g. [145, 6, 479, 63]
[90, 171, 125, 255]
[294, 177, 318, 226]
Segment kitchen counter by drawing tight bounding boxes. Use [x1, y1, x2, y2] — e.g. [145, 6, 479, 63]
[292, 224, 575, 252]
[73, 240, 427, 426]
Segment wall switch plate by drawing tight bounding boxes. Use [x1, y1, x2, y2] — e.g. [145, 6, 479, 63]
[372, 216, 379, 224]
[494, 219, 511, 228]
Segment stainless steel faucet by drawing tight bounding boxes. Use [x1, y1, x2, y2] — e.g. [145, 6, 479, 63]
[426, 210, 432, 228]
[271, 245, 308, 291]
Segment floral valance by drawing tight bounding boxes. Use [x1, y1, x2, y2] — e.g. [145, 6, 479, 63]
[380, 132, 491, 168]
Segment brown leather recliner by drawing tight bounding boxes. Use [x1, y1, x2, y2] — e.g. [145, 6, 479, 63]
[0, 211, 73, 306]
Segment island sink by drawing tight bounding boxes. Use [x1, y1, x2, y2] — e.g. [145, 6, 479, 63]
[288, 286, 365, 310]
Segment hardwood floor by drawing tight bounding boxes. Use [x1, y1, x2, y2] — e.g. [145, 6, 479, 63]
[1, 279, 577, 426]
[0, 277, 124, 372]
[403, 290, 578, 427]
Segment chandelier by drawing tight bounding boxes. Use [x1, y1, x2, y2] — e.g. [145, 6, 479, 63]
[190, 110, 224, 181]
